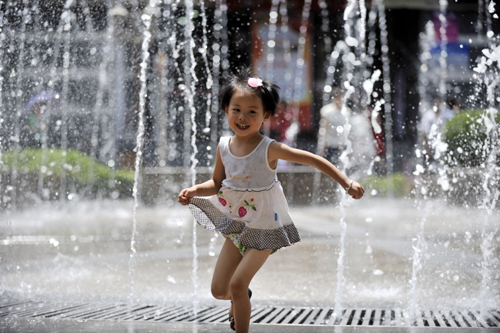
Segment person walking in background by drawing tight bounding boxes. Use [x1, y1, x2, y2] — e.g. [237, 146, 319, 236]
[318, 88, 377, 177]
[20, 91, 59, 148]
[178, 68, 364, 333]
[317, 87, 348, 168]
[349, 107, 377, 176]
[419, 96, 448, 167]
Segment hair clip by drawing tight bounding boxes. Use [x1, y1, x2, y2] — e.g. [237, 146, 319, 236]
[248, 77, 263, 88]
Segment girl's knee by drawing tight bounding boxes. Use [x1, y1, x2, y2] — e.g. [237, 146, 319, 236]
[229, 278, 248, 297]
[211, 284, 229, 300]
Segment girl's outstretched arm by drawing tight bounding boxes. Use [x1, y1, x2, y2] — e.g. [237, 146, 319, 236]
[178, 144, 226, 205]
[268, 142, 364, 199]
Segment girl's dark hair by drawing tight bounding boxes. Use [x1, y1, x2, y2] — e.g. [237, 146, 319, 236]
[221, 67, 280, 116]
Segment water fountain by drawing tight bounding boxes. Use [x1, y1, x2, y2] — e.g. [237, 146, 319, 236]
[0, 0, 499, 330]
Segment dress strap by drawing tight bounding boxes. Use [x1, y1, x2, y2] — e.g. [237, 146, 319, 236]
[218, 136, 230, 159]
[262, 136, 276, 172]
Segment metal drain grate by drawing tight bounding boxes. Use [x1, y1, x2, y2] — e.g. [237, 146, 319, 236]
[1, 299, 499, 328]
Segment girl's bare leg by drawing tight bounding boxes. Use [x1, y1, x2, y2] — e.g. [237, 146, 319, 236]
[230, 248, 271, 333]
[211, 237, 242, 301]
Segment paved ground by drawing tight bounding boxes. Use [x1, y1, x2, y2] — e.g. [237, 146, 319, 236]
[1, 317, 499, 333]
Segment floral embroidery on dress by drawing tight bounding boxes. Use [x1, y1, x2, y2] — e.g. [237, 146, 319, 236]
[217, 191, 227, 206]
[238, 200, 256, 217]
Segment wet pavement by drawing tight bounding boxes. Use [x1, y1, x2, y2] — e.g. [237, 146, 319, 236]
[1, 317, 499, 333]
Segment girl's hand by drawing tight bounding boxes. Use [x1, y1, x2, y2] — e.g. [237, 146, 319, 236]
[178, 187, 196, 205]
[347, 181, 364, 199]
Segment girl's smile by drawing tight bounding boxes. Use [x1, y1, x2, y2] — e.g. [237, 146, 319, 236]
[237, 123, 249, 130]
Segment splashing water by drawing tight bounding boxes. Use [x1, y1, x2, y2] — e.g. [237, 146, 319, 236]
[317, 0, 390, 316]
[333, 195, 348, 321]
[261, 0, 280, 138]
[9, 0, 32, 209]
[89, 0, 114, 198]
[208, 0, 227, 151]
[411, 1, 450, 321]
[129, 0, 157, 305]
[199, 0, 212, 133]
[184, 0, 200, 319]
[333, 0, 361, 317]
[373, 0, 393, 190]
[408, 200, 429, 323]
[476, 0, 500, 317]
[417, 20, 435, 151]
[438, 0, 448, 99]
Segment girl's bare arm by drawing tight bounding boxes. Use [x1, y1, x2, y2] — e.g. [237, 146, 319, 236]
[178, 144, 226, 205]
[268, 142, 364, 199]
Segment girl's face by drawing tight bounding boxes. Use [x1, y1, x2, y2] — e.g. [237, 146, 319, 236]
[225, 89, 270, 138]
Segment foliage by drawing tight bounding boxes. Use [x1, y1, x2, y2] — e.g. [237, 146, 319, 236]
[361, 173, 412, 197]
[0, 148, 134, 198]
[443, 109, 500, 167]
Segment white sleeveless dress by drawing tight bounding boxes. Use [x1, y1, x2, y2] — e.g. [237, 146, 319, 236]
[189, 136, 301, 252]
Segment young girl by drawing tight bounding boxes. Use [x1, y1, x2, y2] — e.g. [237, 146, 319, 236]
[178, 68, 364, 332]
